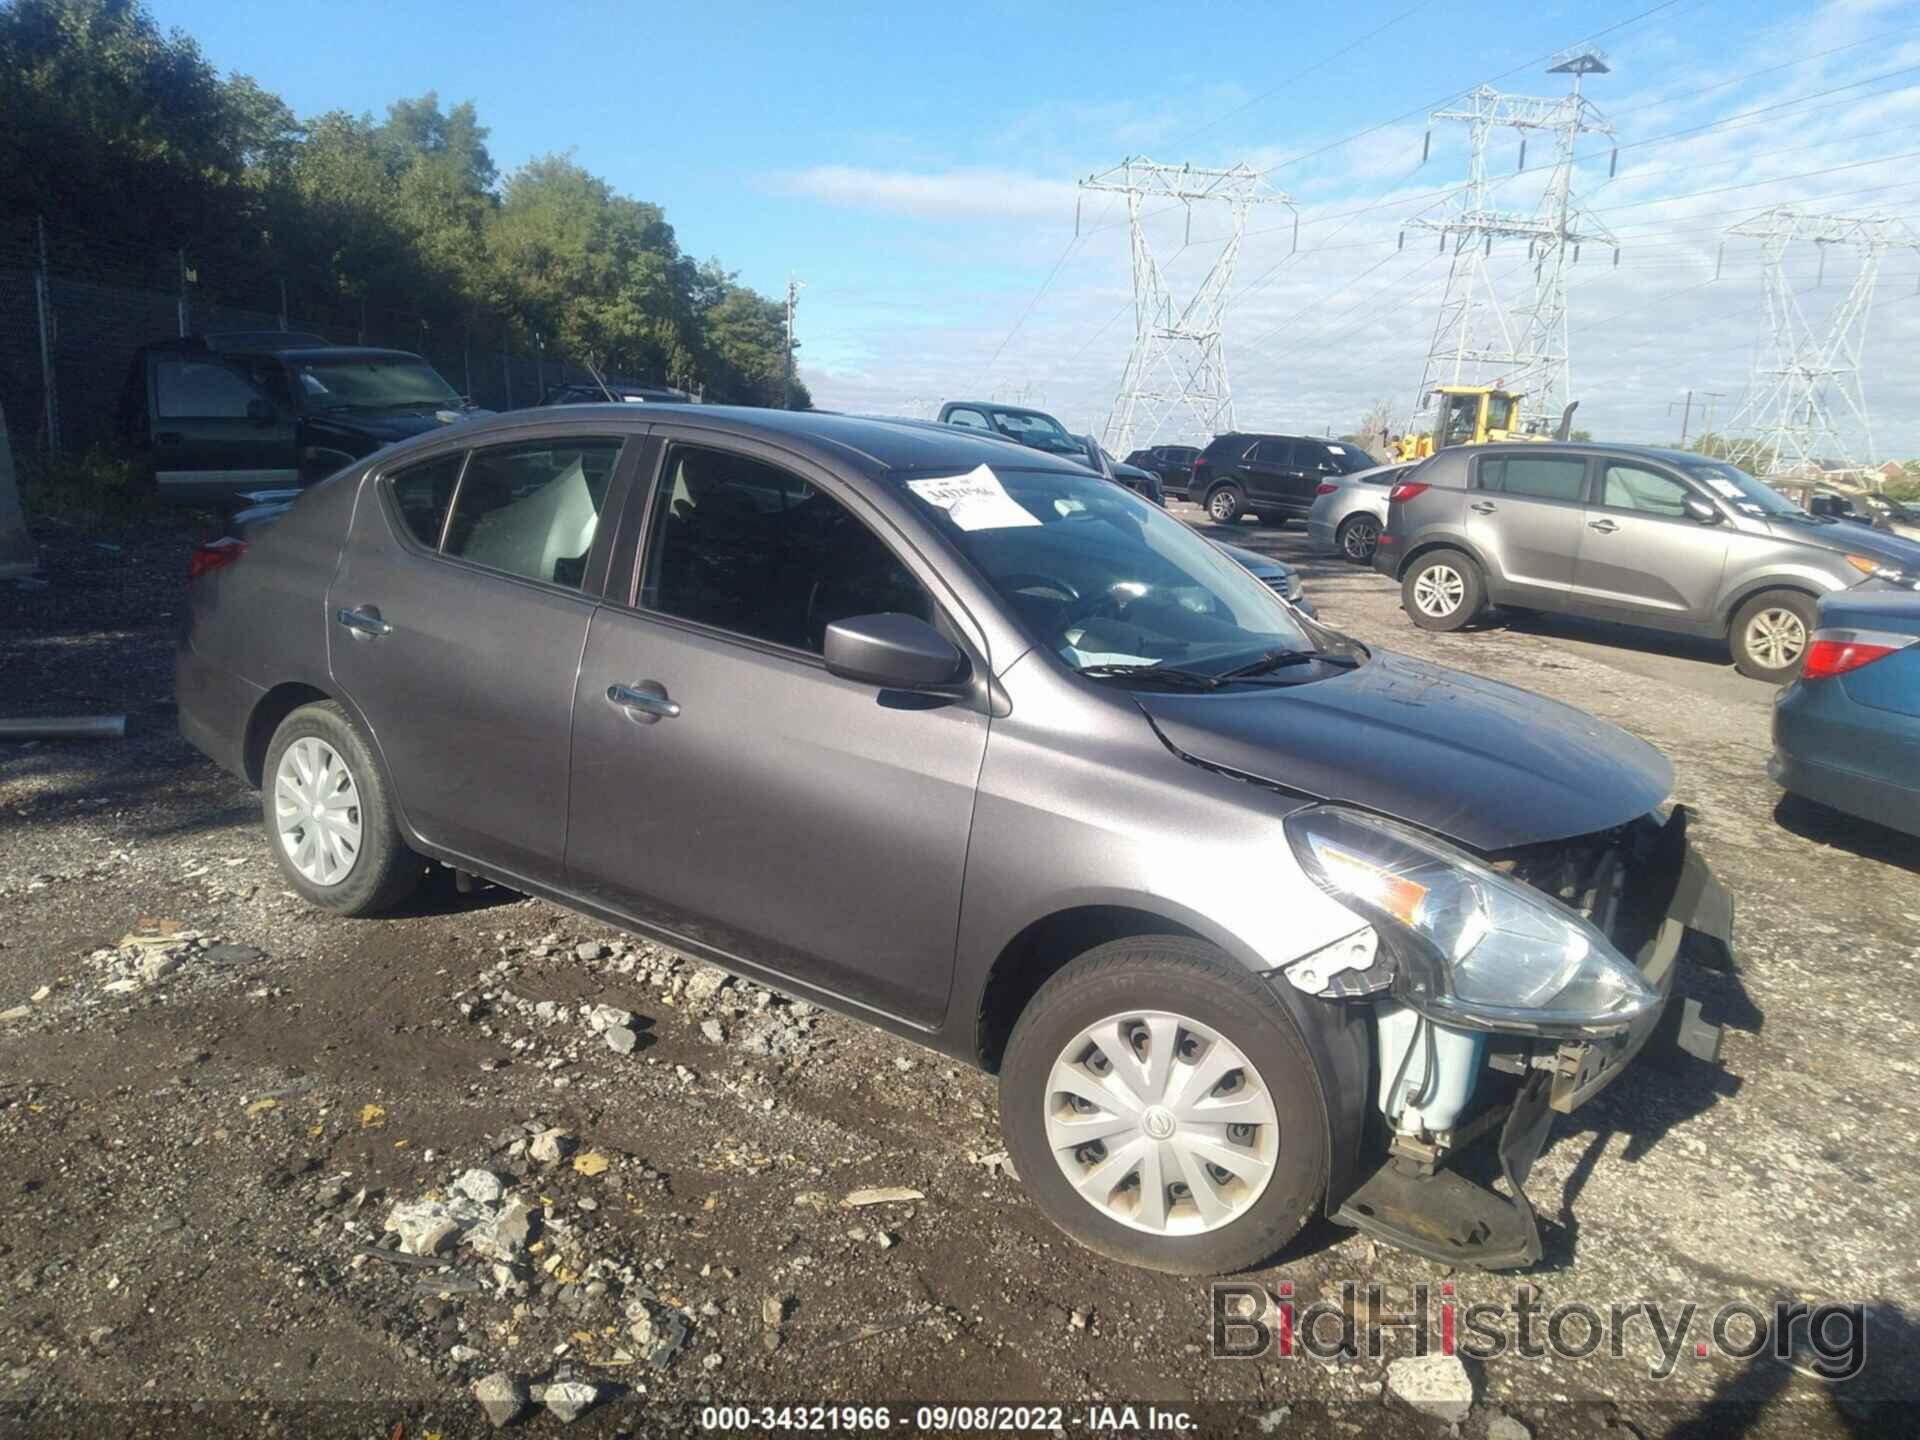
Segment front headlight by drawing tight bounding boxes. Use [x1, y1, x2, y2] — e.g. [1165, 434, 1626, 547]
[1846, 553, 1916, 588]
[1284, 806, 1660, 1035]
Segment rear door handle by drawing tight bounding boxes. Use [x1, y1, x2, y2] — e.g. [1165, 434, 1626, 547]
[607, 682, 681, 722]
[335, 605, 392, 638]
[1587, 519, 1619, 533]
[1469, 501, 1496, 514]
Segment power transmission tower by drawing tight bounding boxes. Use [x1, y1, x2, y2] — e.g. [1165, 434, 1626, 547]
[1409, 50, 1617, 428]
[782, 274, 804, 410]
[1721, 207, 1920, 478]
[1079, 158, 1293, 454]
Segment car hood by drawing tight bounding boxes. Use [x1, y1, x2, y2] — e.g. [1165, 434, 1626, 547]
[302, 406, 486, 448]
[1765, 515, 1920, 569]
[1134, 649, 1672, 851]
[1217, 540, 1295, 580]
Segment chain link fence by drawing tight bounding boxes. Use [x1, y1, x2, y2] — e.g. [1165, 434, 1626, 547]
[0, 214, 637, 461]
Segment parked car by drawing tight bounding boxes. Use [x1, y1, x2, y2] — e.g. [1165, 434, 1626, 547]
[937, 400, 1085, 458]
[178, 407, 1728, 1275]
[1125, 444, 1201, 491]
[1187, 433, 1379, 524]
[1306, 461, 1416, 563]
[1373, 442, 1920, 682]
[119, 334, 480, 501]
[1214, 540, 1315, 618]
[1072, 434, 1164, 506]
[1771, 590, 1920, 837]
[541, 379, 691, 406]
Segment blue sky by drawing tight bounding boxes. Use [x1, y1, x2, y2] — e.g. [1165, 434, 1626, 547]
[152, 0, 1920, 458]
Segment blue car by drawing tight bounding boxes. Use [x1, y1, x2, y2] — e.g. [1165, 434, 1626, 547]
[1770, 591, 1920, 837]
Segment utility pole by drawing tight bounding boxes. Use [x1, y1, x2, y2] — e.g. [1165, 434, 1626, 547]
[1671, 390, 1693, 449]
[32, 217, 58, 458]
[1670, 389, 1727, 450]
[1079, 157, 1294, 454]
[1410, 50, 1618, 431]
[177, 249, 193, 337]
[1722, 207, 1920, 476]
[783, 274, 804, 410]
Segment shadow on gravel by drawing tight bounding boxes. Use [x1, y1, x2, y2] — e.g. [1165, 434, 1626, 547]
[1772, 795, 1920, 876]
[1502, 610, 1736, 671]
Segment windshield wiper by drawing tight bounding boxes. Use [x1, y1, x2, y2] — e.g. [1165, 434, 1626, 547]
[1077, 663, 1222, 690]
[1213, 648, 1342, 680]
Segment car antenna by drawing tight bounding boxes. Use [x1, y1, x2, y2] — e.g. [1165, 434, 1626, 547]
[581, 355, 618, 404]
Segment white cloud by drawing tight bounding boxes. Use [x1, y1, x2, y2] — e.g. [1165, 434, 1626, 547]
[778, 165, 1078, 221]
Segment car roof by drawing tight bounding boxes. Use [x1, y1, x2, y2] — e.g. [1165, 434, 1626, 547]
[438, 404, 1094, 478]
[1470, 441, 1727, 466]
[944, 400, 1057, 421]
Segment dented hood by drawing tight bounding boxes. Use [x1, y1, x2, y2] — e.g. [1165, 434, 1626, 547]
[1136, 649, 1673, 851]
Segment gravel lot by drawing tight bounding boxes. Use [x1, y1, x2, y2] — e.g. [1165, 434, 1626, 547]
[3, 501, 1917, 1437]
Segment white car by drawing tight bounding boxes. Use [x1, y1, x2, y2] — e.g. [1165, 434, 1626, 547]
[1306, 461, 1415, 563]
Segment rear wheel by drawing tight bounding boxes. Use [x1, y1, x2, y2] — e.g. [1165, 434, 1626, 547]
[1402, 549, 1484, 631]
[1731, 590, 1817, 682]
[262, 701, 421, 915]
[1206, 485, 1244, 524]
[1337, 513, 1381, 563]
[1000, 937, 1330, 1275]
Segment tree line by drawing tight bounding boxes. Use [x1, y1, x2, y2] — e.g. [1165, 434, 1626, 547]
[0, 0, 808, 406]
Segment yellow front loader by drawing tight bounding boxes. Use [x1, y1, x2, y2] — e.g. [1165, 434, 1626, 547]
[1394, 387, 1579, 462]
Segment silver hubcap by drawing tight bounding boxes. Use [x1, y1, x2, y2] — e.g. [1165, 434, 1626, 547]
[1343, 518, 1380, 559]
[1210, 492, 1236, 520]
[1745, 608, 1807, 670]
[1412, 564, 1466, 617]
[1045, 1011, 1280, 1236]
[274, 737, 362, 886]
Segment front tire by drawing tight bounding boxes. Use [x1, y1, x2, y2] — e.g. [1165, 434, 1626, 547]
[1206, 485, 1244, 524]
[999, 938, 1330, 1275]
[1401, 549, 1484, 631]
[1337, 513, 1381, 563]
[1731, 590, 1817, 682]
[262, 701, 421, 915]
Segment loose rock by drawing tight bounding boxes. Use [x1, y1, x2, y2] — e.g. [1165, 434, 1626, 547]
[543, 1378, 600, 1423]
[605, 1025, 638, 1055]
[473, 1371, 526, 1428]
[1385, 1354, 1474, 1424]
[529, 1127, 575, 1164]
[453, 1169, 505, 1206]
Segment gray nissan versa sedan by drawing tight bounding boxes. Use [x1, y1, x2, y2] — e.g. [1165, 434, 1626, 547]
[178, 406, 1731, 1274]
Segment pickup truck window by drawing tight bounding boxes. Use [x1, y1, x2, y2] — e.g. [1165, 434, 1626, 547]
[155, 359, 261, 419]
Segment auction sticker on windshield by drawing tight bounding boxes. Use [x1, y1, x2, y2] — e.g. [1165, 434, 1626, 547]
[907, 466, 1041, 531]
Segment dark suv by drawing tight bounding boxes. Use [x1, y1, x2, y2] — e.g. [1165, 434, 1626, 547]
[1125, 444, 1201, 490]
[119, 334, 476, 501]
[1373, 442, 1920, 681]
[1188, 433, 1378, 524]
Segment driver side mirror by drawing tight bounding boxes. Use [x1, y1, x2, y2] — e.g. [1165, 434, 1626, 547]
[1683, 495, 1721, 525]
[824, 613, 969, 690]
[246, 397, 276, 426]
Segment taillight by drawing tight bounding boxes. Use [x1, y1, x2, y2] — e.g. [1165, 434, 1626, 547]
[1388, 482, 1430, 504]
[188, 537, 247, 580]
[1801, 627, 1916, 680]
[1315, 482, 1339, 496]
[1191, 456, 1209, 470]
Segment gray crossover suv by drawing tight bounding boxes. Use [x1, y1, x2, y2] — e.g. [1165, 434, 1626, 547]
[179, 407, 1729, 1274]
[1374, 442, 1920, 681]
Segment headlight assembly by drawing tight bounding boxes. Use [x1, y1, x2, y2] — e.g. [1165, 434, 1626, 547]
[1846, 553, 1916, 588]
[1284, 806, 1660, 1036]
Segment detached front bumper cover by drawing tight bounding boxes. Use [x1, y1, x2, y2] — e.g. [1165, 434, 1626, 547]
[1331, 806, 1732, 1270]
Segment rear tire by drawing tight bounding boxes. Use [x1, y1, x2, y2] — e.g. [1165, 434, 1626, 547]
[262, 701, 421, 916]
[1206, 485, 1244, 524]
[999, 937, 1330, 1275]
[1731, 589, 1817, 682]
[1336, 514, 1381, 563]
[1402, 549, 1484, 631]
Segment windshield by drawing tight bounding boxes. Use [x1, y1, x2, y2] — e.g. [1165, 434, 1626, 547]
[1484, 392, 1515, 432]
[293, 358, 460, 412]
[1680, 461, 1805, 519]
[991, 409, 1080, 454]
[897, 464, 1318, 678]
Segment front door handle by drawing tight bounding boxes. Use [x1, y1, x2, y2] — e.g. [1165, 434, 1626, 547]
[1587, 519, 1619, 533]
[607, 682, 681, 722]
[1469, 501, 1496, 514]
[335, 605, 392, 638]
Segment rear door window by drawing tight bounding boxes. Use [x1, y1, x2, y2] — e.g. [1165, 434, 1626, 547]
[154, 359, 261, 418]
[1478, 455, 1588, 502]
[1251, 439, 1294, 466]
[440, 438, 622, 589]
[944, 407, 990, 430]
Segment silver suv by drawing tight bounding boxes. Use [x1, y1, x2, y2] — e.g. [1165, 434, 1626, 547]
[178, 408, 1729, 1275]
[1374, 442, 1920, 681]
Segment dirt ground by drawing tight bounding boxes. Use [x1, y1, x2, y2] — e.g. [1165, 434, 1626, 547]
[3, 501, 1917, 1438]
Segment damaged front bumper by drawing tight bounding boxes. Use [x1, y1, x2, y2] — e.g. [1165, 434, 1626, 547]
[1329, 806, 1733, 1270]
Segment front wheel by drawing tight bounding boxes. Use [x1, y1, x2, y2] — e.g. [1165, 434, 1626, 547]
[999, 938, 1330, 1275]
[1731, 589, 1817, 682]
[1401, 549, 1484, 631]
[262, 701, 422, 915]
[1337, 513, 1381, 563]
